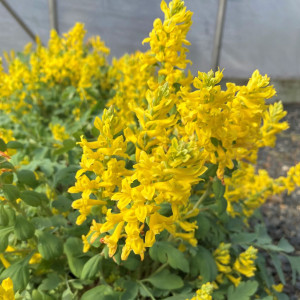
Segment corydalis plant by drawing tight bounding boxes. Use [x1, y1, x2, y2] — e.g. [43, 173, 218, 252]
[69, 0, 299, 264]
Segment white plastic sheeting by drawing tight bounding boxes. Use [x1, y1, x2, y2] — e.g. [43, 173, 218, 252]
[0, 0, 299, 79]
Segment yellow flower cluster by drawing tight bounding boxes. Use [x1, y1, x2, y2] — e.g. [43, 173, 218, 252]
[49, 123, 70, 143]
[225, 162, 300, 218]
[178, 71, 287, 179]
[70, 0, 294, 261]
[213, 244, 258, 287]
[233, 246, 258, 277]
[0, 23, 110, 116]
[0, 278, 15, 300]
[187, 282, 214, 300]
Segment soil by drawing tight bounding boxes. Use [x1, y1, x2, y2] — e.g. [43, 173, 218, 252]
[258, 103, 300, 299]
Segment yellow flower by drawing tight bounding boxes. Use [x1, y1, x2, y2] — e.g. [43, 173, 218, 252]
[187, 282, 214, 300]
[49, 123, 70, 143]
[233, 246, 258, 277]
[0, 278, 15, 300]
[214, 243, 232, 275]
[29, 252, 42, 264]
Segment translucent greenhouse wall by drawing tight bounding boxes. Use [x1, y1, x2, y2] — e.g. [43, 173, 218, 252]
[1, 0, 299, 102]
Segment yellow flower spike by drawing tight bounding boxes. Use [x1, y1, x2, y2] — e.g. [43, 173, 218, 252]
[213, 243, 232, 275]
[187, 282, 214, 300]
[0, 277, 15, 300]
[233, 246, 258, 277]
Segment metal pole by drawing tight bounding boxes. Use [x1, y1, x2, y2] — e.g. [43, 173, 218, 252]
[0, 0, 37, 43]
[48, 0, 59, 33]
[211, 0, 227, 72]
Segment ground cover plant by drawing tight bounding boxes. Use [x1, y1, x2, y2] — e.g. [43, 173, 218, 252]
[0, 0, 300, 299]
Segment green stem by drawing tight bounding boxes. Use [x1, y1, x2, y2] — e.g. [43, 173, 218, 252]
[185, 181, 213, 218]
[137, 281, 155, 300]
[142, 262, 168, 280]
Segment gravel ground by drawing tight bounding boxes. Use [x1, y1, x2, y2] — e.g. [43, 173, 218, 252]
[258, 104, 300, 299]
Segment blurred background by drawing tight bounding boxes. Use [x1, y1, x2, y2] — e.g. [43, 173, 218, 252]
[0, 0, 300, 103]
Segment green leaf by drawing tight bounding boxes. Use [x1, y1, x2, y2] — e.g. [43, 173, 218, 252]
[0, 259, 29, 291]
[212, 178, 227, 214]
[37, 231, 63, 260]
[31, 217, 52, 229]
[0, 160, 14, 171]
[120, 280, 139, 300]
[32, 289, 55, 300]
[227, 281, 258, 300]
[255, 224, 272, 245]
[164, 294, 194, 300]
[51, 195, 72, 212]
[0, 171, 14, 185]
[20, 190, 43, 207]
[277, 238, 294, 253]
[39, 273, 61, 291]
[0, 205, 9, 226]
[81, 285, 118, 300]
[276, 293, 289, 300]
[231, 232, 257, 244]
[146, 269, 183, 290]
[2, 184, 20, 202]
[0, 228, 10, 252]
[64, 237, 89, 278]
[80, 254, 102, 280]
[17, 169, 38, 188]
[256, 254, 273, 288]
[190, 246, 218, 282]
[54, 165, 79, 187]
[0, 138, 7, 151]
[286, 255, 300, 285]
[213, 178, 225, 200]
[122, 254, 141, 271]
[270, 253, 285, 284]
[195, 214, 211, 240]
[14, 215, 35, 240]
[6, 141, 23, 149]
[63, 139, 76, 149]
[149, 242, 189, 273]
[62, 288, 75, 300]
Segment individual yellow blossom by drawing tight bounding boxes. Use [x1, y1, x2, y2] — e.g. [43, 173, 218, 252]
[187, 282, 214, 300]
[29, 252, 42, 264]
[226, 274, 241, 287]
[272, 283, 284, 293]
[0, 278, 15, 300]
[0, 254, 10, 269]
[233, 246, 258, 277]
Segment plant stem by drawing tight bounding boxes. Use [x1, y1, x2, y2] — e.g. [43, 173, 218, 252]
[137, 281, 155, 300]
[141, 262, 168, 282]
[185, 181, 213, 218]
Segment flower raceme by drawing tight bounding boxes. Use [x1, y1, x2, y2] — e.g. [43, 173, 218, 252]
[69, 0, 298, 263]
